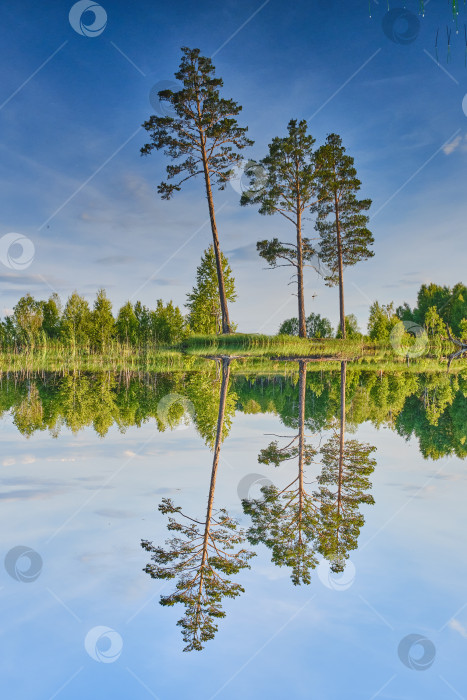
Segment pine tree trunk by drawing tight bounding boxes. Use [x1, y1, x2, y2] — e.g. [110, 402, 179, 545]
[200, 358, 231, 569]
[297, 360, 307, 541]
[334, 192, 345, 339]
[201, 148, 231, 335]
[193, 357, 231, 633]
[331, 359, 347, 568]
[337, 360, 346, 522]
[296, 198, 306, 338]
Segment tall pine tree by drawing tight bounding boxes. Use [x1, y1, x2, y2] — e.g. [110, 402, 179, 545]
[241, 119, 319, 338]
[314, 134, 374, 338]
[141, 47, 252, 334]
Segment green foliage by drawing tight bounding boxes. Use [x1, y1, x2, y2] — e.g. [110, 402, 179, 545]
[13, 294, 44, 347]
[141, 46, 253, 196]
[314, 433, 376, 571]
[186, 366, 237, 448]
[367, 301, 399, 342]
[335, 314, 361, 339]
[256, 237, 316, 269]
[0, 367, 466, 462]
[244, 483, 320, 585]
[141, 46, 251, 335]
[60, 292, 92, 349]
[241, 119, 320, 337]
[313, 133, 373, 338]
[89, 289, 115, 351]
[241, 119, 317, 212]
[186, 246, 236, 334]
[115, 301, 139, 345]
[396, 283, 467, 337]
[314, 133, 374, 286]
[278, 312, 333, 338]
[152, 299, 187, 344]
[424, 306, 446, 341]
[141, 498, 254, 652]
[2, 289, 189, 353]
[134, 300, 152, 346]
[1, 316, 16, 347]
[41, 294, 62, 339]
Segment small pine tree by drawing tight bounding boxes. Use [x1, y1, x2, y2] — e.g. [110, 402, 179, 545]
[151, 300, 187, 344]
[115, 301, 139, 345]
[367, 301, 399, 342]
[60, 292, 92, 350]
[13, 294, 43, 348]
[89, 289, 115, 351]
[186, 245, 237, 334]
[41, 293, 62, 339]
[278, 312, 332, 338]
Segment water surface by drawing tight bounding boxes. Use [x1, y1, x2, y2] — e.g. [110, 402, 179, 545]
[1, 361, 466, 699]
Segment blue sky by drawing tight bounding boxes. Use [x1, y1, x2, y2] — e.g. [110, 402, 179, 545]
[1, 0, 467, 333]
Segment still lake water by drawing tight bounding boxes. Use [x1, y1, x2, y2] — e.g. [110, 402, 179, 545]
[1, 360, 466, 699]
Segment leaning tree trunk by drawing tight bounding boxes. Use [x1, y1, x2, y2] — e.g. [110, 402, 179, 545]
[200, 145, 231, 335]
[193, 357, 231, 633]
[200, 358, 231, 570]
[334, 192, 345, 339]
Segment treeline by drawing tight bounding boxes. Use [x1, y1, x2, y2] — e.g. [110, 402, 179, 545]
[368, 282, 467, 342]
[0, 290, 187, 351]
[280, 282, 467, 342]
[2, 367, 466, 459]
[0, 245, 237, 352]
[3, 279, 467, 352]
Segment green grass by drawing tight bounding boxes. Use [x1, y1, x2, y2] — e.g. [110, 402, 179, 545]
[0, 334, 463, 373]
[179, 333, 370, 357]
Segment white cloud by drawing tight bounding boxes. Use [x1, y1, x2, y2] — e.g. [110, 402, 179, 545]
[442, 134, 467, 155]
[448, 618, 467, 638]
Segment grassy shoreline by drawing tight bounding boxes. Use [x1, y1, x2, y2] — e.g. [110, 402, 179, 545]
[0, 334, 463, 373]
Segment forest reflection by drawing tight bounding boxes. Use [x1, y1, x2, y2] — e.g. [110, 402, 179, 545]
[2, 363, 467, 459]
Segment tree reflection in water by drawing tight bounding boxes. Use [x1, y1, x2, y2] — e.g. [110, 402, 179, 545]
[243, 361, 376, 583]
[142, 359, 254, 652]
